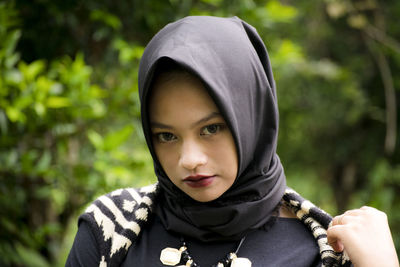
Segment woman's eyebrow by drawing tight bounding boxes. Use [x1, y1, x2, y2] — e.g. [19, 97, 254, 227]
[150, 112, 222, 129]
[190, 112, 221, 127]
[150, 121, 172, 129]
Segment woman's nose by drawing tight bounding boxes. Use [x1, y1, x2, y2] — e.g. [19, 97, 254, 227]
[179, 140, 207, 171]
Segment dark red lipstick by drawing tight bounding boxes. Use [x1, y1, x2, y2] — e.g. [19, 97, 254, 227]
[183, 175, 215, 188]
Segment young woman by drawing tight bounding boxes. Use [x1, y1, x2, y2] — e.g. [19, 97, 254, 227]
[66, 16, 398, 267]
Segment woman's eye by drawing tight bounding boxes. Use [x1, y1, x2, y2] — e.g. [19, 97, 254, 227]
[201, 124, 222, 136]
[156, 132, 177, 143]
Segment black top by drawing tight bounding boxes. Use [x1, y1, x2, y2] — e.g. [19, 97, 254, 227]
[67, 214, 322, 267]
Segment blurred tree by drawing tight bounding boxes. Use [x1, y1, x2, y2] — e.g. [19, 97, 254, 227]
[0, 2, 153, 266]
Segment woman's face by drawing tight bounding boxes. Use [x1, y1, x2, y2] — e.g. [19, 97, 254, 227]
[149, 73, 238, 202]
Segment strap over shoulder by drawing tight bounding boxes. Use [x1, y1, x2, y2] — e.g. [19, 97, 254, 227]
[283, 188, 352, 267]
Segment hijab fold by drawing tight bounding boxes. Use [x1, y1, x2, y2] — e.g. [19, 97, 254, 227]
[138, 16, 286, 242]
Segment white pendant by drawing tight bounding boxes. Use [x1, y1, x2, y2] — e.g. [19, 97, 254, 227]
[160, 247, 182, 266]
[231, 257, 252, 267]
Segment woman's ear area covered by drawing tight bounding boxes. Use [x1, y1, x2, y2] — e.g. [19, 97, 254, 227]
[239, 19, 276, 99]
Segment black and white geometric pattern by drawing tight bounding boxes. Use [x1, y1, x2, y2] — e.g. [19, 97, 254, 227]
[283, 189, 352, 267]
[79, 184, 352, 267]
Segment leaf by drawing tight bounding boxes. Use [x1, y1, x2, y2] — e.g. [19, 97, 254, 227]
[49, 82, 63, 95]
[103, 125, 134, 151]
[34, 102, 46, 116]
[326, 2, 350, 19]
[35, 151, 52, 173]
[46, 97, 70, 108]
[5, 106, 25, 122]
[265, 0, 298, 23]
[271, 39, 304, 66]
[4, 69, 22, 85]
[113, 39, 145, 64]
[89, 99, 106, 117]
[87, 130, 104, 149]
[4, 30, 21, 57]
[15, 243, 50, 267]
[52, 123, 77, 136]
[19, 60, 45, 82]
[36, 76, 54, 93]
[347, 14, 368, 29]
[5, 51, 20, 68]
[4, 149, 18, 168]
[90, 10, 121, 30]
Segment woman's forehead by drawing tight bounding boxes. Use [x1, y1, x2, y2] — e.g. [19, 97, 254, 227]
[149, 73, 220, 122]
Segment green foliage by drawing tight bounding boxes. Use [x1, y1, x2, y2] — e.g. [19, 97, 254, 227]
[1, 0, 400, 265]
[0, 2, 153, 266]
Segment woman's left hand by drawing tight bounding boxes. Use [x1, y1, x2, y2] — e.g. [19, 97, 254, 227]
[327, 206, 399, 267]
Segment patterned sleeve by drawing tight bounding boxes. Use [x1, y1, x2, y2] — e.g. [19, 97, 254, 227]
[74, 184, 159, 267]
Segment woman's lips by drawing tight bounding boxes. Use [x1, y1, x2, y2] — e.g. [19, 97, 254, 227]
[183, 175, 215, 188]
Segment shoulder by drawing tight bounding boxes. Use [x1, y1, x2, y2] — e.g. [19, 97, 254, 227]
[282, 187, 352, 267]
[66, 219, 100, 266]
[80, 184, 159, 233]
[78, 183, 160, 267]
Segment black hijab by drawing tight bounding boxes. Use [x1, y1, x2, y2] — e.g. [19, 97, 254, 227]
[138, 16, 286, 242]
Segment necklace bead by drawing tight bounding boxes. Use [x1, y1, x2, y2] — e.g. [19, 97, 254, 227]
[160, 247, 182, 266]
[159, 236, 251, 267]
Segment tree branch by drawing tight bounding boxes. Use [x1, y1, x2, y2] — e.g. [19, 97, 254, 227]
[364, 25, 400, 54]
[365, 37, 397, 155]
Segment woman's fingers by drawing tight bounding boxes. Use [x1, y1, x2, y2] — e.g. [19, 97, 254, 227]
[327, 206, 399, 267]
[326, 225, 344, 252]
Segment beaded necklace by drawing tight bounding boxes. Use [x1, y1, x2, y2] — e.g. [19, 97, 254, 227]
[160, 236, 251, 267]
